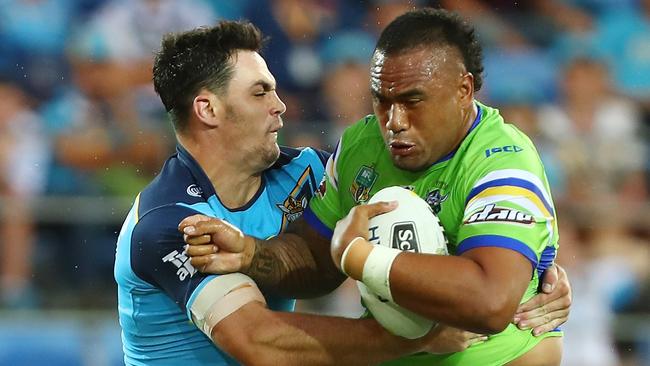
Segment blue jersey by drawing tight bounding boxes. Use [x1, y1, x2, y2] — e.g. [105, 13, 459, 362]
[115, 145, 328, 365]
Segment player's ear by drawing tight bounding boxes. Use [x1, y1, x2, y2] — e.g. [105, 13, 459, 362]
[458, 72, 474, 109]
[192, 89, 223, 128]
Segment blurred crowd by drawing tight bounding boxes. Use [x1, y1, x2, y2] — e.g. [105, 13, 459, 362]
[0, 0, 648, 365]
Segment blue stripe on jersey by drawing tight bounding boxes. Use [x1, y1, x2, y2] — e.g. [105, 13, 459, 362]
[536, 246, 556, 281]
[465, 177, 555, 217]
[115, 144, 327, 365]
[303, 206, 334, 240]
[456, 235, 538, 270]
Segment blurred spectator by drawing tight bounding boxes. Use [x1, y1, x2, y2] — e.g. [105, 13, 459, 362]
[319, 30, 375, 148]
[0, 0, 80, 102]
[597, 0, 650, 109]
[557, 209, 649, 366]
[247, 0, 340, 122]
[537, 57, 648, 205]
[0, 80, 49, 308]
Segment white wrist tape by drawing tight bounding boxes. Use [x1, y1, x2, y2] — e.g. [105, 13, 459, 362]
[340, 237, 367, 276]
[361, 245, 401, 302]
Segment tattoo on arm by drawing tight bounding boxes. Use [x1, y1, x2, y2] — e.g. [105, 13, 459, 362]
[244, 219, 346, 298]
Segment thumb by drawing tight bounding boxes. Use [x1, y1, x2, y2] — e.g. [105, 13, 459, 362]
[178, 214, 212, 233]
[541, 264, 559, 293]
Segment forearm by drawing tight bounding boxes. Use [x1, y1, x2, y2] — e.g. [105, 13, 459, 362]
[217, 304, 423, 366]
[245, 233, 345, 298]
[388, 250, 530, 333]
[343, 243, 530, 334]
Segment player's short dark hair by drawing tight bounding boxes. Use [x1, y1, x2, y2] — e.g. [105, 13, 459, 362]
[153, 21, 266, 132]
[375, 8, 484, 91]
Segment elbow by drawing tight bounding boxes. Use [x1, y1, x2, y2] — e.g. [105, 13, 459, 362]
[474, 296, 517, 334]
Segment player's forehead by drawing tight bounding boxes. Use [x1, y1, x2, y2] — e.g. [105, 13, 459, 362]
[370, 45, 463, 95]
[229, 50, 276, 89]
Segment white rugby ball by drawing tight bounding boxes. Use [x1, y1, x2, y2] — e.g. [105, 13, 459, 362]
[359, 186, 448, 339]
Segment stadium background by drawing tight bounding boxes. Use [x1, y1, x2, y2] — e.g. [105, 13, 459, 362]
[0, 0, 648, 365]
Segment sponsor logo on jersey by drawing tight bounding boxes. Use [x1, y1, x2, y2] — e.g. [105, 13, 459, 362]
[162, 250, 197, 281]
[465, 204, 535, 225]
[350, 165, 378, 203]
[277, 167, 315, 228]
[186, 184, 203, 197]
[391, 222, 420, 253]
[425, 189, 448, 214]
[484, 145, 523, 158]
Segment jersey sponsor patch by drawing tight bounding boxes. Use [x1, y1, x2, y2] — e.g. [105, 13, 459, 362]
[186, 184, 203, 197]
[162, 250, 197, 281]
[465, 204, 534, 225]
[350, 165, 378, 203]
[484, 145, 523, 158]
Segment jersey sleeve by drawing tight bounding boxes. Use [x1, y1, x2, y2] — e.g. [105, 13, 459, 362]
[305, 140, 345, 239]
[130, 205, 219, 315]
[456, 167, 558, 279]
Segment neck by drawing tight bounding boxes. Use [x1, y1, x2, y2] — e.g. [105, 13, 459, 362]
[178, 135, 262, 209]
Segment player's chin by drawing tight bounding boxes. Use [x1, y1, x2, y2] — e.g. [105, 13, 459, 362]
[261, 143, 281, 167]
[390, 155, 427, 172]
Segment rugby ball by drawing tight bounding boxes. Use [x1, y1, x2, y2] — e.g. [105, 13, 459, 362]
[359, 186, 448, 339]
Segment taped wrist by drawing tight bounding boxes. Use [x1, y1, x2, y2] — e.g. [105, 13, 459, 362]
[340, 237, 401, 302]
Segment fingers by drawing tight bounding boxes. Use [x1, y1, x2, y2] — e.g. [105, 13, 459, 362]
[517, 308, 569, 332]
[540, 264, 559, 293]
[178, 214, 212, 232]
[516, 284, 566, 313]
[359, 200, 398, 218]
[185, 242, 217, 257]
[531, 316, 568, 336]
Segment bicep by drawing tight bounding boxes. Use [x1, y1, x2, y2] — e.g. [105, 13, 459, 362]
[460, 246, 532, 310]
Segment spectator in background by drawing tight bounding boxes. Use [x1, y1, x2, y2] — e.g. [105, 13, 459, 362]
[319, 30, 375, 148]
[0, 80, 49, 308]
[537, 57, 648, 205]
[0, 0, 80, 103]
[597, 0, 650, 116]
[37, 25, 172, 302]
[556, 210, 649, 366]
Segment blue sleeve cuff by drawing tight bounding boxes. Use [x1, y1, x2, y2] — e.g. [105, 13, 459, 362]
[303, 206, 334, 240]
[457, 235, 538, 270]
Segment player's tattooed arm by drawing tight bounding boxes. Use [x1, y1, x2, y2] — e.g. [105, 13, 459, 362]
[180, 215, 345, 298]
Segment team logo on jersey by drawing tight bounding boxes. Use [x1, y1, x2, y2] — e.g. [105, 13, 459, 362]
[277, 167, 316, 229]
[186, 184, 203, 197]
[350, 165, 378, 203]
[465, 204, 535, 225]
[162, 250, 197, 281]
[425, 189, 448, 214]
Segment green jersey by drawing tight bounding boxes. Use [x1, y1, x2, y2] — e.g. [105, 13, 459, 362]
[304, 103, 562, 366]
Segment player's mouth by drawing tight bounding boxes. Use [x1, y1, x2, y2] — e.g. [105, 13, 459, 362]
[389, 141, 415, 156]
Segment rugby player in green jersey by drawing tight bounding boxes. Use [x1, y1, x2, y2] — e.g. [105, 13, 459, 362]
[182, 8, 570, 365]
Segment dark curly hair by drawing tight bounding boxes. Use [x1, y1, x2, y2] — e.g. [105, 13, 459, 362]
[375, 8, 484, 91]
[153, 21, 266, 132]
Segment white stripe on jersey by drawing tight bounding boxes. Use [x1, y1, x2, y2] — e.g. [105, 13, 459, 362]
[325, 140, 342, 191]
[472, 169, 553, 208]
